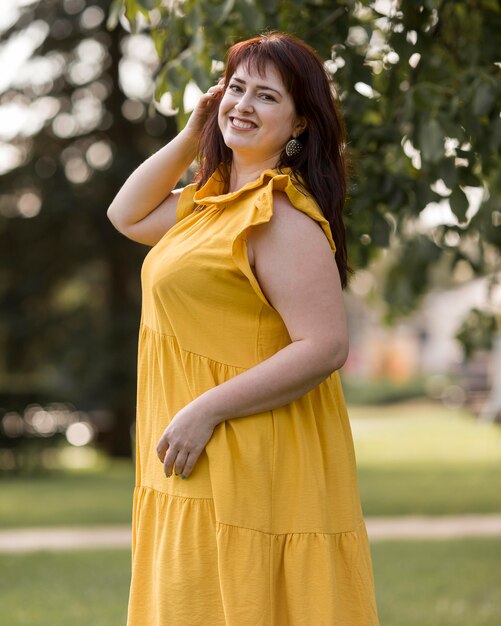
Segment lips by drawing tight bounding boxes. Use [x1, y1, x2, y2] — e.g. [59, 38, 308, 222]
[229, 116, 258, 130]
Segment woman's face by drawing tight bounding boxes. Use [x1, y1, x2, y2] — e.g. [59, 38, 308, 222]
[218, 62, 306, 162]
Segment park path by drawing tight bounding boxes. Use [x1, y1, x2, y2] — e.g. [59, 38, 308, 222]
[2, 514, 501, 553]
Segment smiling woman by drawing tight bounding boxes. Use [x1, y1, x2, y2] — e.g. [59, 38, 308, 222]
[108, 31, 380, 626]
[196, 33, 349, 287]
[216, 64, 306, 169]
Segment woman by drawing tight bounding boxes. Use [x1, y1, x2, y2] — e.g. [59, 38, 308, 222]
[108, 32, 380, 626]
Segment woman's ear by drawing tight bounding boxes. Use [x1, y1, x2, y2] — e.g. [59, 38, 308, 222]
[294, 116, 307, 137]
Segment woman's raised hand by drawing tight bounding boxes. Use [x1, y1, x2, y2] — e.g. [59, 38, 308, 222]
[182, 78, 225, 139]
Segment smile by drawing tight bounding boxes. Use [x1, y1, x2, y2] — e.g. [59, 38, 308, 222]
[229, 117, 257, 130]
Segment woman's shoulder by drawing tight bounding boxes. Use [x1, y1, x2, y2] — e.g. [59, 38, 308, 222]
[257, 171, 323, 219]
[247, 185, 336, 273]
[253, 172, 336, 254]
[266, 188, 325, 234]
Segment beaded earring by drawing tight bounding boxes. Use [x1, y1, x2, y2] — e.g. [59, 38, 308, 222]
[285, 137, 303, 157]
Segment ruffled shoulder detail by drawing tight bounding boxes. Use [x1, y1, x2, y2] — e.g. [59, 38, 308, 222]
[231, 172, 337, 309]
[175, 168, 284, 221]
[193, 168, 283, 207]
[255, 174, 336, 254]
[175, 182, 199, 223]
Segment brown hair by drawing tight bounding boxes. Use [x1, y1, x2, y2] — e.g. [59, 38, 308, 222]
[195, 32, 350, 288]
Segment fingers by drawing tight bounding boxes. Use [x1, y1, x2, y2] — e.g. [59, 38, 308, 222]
[160, 439, 203, 479]
[162, 446, 179, 478]
[209, 82, 224, 93]
[180, 451, 197, 478]
[173, 450, 189, 476]
[156, 438, 168, 463]
[156, 413, 215, 480]
[162, 447, 199, 479]
[205, 83, 224, 100]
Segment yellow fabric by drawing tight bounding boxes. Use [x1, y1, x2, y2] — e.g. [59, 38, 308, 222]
[126, 168, 380, 625]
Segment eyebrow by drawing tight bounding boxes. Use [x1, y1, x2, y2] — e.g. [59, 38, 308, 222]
[231, 76, 282, 96]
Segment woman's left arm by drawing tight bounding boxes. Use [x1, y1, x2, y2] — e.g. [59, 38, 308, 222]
[157, 191, 349, 477]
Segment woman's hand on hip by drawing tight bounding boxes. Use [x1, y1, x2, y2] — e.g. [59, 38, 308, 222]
[156, 403, 217, 479]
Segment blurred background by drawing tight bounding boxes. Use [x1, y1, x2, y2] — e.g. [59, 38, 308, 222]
[0, 0, 500, 624]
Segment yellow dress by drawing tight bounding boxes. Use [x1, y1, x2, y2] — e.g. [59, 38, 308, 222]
[126, 167, 380, 626]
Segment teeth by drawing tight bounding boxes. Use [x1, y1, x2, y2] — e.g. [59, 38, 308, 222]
[232, 118, 255, 129]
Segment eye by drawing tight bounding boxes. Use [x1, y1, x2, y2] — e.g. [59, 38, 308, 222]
[228, 84, 242, 93]
[260, 93, 276, 102]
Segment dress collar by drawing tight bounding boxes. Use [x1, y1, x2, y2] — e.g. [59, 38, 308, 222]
[193, 166, 294, 206]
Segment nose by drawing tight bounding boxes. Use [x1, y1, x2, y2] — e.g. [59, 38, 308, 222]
[234, 91, 254, 114]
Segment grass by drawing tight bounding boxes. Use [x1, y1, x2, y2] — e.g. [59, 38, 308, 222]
[1, 400, 500, 528]
[349, 400, 501, 517]
[0, 550, 130, 626]
[372, 538, 501, 626]
[358, 462, 501, 516]
[0, 458, 135, 528]
[1, 400, 500, 624]
[1, 400, 499, 625]
[349, 400, 501, 465]
[1, 538, 500, 626]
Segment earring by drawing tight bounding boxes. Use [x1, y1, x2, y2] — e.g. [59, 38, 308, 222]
[285, 137, 303, 157]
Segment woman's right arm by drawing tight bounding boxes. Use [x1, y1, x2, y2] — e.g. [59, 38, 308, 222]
[107, 81, 224, 247]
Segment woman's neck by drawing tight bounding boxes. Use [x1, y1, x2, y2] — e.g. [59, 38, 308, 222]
[228, 155, 280, 192]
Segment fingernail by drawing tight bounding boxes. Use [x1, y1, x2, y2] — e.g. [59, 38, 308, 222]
[181, 475, 186, 480]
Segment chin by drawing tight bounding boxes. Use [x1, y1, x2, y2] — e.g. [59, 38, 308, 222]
[223, 135, 254, 152]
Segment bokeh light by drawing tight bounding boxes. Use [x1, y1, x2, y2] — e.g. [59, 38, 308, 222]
[65, 421, 94, 447]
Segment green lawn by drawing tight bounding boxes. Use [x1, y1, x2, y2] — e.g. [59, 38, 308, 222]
[349, 401, 501, 465]
[359, 461, 501, 516]
[1, 401, 500, 527]
[0, 550, 130, 626]
[1, 538, 500, 626]
[351, 400, 501, 517]
[372, 538, 501, 626]
[0, 459, 135, 528]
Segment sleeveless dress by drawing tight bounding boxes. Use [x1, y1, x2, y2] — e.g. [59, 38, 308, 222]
[126, 167, 380, 626]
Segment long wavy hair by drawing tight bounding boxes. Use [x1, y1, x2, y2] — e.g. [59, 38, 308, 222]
[194, 32, 350, 288]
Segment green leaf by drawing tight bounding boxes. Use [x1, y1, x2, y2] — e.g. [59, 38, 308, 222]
[458, 168, 481, 187]
[439, 158, 458, 188]
[490, 118, 501, 151]
[415, 179, 440, 211]
[472, 83, 496, 116]
[235, 0, 265, 31]
[106, 0, 123, 30]
[216, 0, 236, 25]
[371, 213, 391, 247]
[151, 29, 168, 59]
[449, 186, 469, 223]
[455, 308, 497, 359]
[124, 0, 151, 33]
[137, 0, 158, 9]
[192, 61, 211, 91]
[412, 84, 436, 110]
[261, 0, 278, 12]
[418, 117, 443, 164]
[186, 4, 200, 36]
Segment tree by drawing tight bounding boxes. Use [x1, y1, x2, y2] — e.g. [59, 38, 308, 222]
[1, 0, 499, 460]
[0, 0, 178, 456]
[111, 0, 501, 320]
